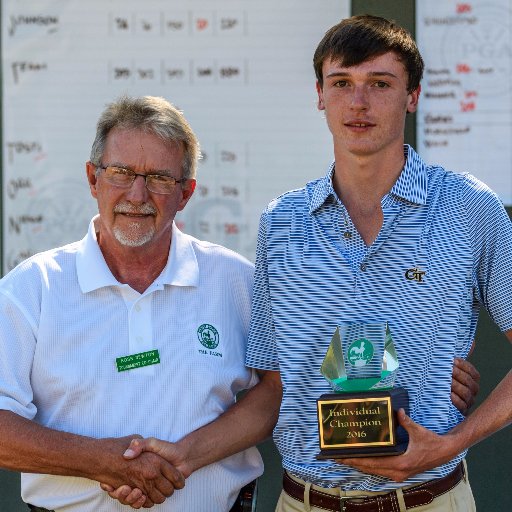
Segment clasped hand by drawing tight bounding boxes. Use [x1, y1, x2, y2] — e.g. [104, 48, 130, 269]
[98, 436, 185, 508]
[338, 408, 460, 482]
[102, 438, 186, 509]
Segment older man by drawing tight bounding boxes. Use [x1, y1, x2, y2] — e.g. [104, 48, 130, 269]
[0, 95, 262, 511]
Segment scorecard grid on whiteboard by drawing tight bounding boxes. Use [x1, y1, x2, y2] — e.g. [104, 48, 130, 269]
[416, 0, 512, 206]
[1, 0, 348, 273]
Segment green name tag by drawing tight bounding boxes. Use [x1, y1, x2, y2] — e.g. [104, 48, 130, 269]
[116, 349, 160, 372]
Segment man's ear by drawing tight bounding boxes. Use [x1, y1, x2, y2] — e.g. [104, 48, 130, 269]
[406, 84, 421, 114]
[86, 161, 99, 199]
[178, 179, 196, 211]
[316, 81, 325, 111]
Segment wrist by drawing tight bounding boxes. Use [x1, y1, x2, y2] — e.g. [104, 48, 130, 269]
[89, 437, 131, 485]
[441, 429, 468, 461]
[174, 436, 200, 478]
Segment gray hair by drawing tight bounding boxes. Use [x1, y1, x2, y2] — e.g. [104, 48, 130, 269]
[89, 95, 201, 179]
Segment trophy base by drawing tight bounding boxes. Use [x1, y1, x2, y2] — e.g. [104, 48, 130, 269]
[316, 388, 409, 459]
[316, 441, 408, 459]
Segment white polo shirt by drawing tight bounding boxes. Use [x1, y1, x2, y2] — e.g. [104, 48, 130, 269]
[0, 217, 263, 512]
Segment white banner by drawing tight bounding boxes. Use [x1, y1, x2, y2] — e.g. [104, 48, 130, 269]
[2, 0, 349, 273]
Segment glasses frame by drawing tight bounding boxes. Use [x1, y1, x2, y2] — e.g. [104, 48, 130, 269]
[96, 165, 186, 194]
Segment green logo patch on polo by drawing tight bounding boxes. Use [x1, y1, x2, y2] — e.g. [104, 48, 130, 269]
[197, 324, 219, 349]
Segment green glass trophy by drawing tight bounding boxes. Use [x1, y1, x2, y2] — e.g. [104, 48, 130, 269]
[316, 322, 409, 459]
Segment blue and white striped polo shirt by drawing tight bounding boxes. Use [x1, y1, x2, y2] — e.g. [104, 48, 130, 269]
[246, 145, 512, 491]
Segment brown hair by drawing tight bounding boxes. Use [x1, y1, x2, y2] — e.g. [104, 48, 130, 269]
[313, 15, 424, 93]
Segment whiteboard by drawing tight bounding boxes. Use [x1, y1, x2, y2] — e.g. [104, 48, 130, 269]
[2, 0, 349, 273]
[416, 0, 512, 206]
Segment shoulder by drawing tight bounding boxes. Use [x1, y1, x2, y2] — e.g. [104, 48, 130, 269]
[0, 241, 81, 305]
[433, 167, 505, 215]
[2, 241, 80, 282]
[265, 186, 308, 214]
[262, 178, 323, 220]
[180, 231, 254, 273]
[425, 166, 510, 249]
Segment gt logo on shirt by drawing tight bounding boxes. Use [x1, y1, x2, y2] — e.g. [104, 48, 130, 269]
[405, 267, 426, 283]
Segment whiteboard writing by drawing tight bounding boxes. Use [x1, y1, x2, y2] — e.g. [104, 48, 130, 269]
[8, 15, 59, 37]
[417, 0, 512, 205]
[2, 0, 348, 273]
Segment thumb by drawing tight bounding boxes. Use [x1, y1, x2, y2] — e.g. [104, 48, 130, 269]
[123, 438, 146, 459]
[397, 408, 415, 432]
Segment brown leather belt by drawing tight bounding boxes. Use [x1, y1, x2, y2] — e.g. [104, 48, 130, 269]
[283, 462, 465, 512]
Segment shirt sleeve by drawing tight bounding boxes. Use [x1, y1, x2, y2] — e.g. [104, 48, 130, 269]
[246, 210, 280, 371]
[0, 288, 38, 419]
[462, 175, 512, 332]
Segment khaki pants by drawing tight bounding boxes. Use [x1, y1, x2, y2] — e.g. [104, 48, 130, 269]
[276, 462, 476, 512]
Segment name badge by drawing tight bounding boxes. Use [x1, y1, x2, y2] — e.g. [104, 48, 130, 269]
[116, 349, 160, 372]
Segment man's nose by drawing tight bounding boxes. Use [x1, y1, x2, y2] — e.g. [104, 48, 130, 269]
[125, 174, 149, 203]
[350, 86, 369, 110]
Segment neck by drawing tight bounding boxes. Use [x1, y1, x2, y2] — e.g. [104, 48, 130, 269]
[331, 144, 406, 247]
[332, 145, 406, 210]
[98, 232, 171, 294]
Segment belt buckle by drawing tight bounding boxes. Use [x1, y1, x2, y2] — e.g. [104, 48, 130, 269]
[339, 494, 368, 512]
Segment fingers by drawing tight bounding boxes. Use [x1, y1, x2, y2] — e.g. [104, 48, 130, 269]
[105, 441, 185, 507]
[145, 486, 167, 505]
[450, 392, 468, 415]
[105, 485, 148, 509]
[451, 379, 473, 412]
[454, 357, 481, 383]
[130, 494, 148, 509]
[452, 358, 480, 414]
[147, 459, 181, 502]
[161, 461, 186, 490]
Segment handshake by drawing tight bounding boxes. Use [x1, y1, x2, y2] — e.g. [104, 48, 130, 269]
[100, 437, 189, 509]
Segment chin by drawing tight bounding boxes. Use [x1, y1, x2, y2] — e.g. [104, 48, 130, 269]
[113, 227, 155, 247]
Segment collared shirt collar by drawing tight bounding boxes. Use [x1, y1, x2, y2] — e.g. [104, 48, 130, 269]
[308, 145, 429, 214]
[76, 216, 199, 293]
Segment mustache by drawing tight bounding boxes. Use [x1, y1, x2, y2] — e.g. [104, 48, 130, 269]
[113, 202, 157, 215]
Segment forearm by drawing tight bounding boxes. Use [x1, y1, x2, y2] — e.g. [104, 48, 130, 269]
[0, 410, 120, 481]
[176, 369, 282, 476]
[447, 369, 512, 451]
[445, 330, 512, 456]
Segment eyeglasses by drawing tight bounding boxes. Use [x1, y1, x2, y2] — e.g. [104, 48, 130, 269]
[96, 165, 186, 194]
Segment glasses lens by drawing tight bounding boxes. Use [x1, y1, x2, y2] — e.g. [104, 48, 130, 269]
[103, 166, 134, 187]
[101, 166, 181, 194]
[146, 175, 178, 194]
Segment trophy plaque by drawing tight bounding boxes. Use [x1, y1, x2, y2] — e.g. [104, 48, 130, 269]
[316, 322, 409, 459]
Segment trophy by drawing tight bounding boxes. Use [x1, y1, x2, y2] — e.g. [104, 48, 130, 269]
[316, 322, 409, 459]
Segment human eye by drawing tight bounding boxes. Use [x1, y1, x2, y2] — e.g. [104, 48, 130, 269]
[102, 166, 135, 187]
[108, 166, 133, 177]
[333, 80, 349, 88]
[148, 173, 175, 184]
[373, 80, 390, 88]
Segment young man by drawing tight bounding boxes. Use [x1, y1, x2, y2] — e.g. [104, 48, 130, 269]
[106, 16, 497, 512]
[244, 15, 511, 511]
